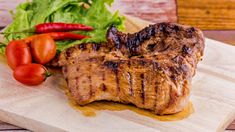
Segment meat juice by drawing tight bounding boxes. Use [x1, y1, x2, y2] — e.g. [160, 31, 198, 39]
[59, 79, 194, 121]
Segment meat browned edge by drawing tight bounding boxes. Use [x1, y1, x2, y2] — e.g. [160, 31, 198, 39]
[58, 22, 205, 115]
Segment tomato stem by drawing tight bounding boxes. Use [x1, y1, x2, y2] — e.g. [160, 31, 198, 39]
[45, 71, 52, 78]
[42, 66, 52, 79]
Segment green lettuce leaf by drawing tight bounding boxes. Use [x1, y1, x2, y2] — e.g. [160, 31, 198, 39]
[0, 44, 6, 54]
[3, 0, 125, 52]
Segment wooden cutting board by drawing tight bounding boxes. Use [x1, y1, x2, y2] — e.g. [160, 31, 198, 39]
[0, 16, 235, 132]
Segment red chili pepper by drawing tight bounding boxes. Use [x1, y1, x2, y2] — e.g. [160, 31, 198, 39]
[35, 23, 94, 33]
[47, 32, 90, 40]
[23, 32, 90, 44]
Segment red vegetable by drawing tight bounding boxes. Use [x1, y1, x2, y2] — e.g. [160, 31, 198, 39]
[47, 32, 90, 40]
[30, 35, 56, 64]
[5, 40, 32, 70]
[23, 32, 89, 44]
[13, 63, 51, 86]
[35, 22, 94, 33]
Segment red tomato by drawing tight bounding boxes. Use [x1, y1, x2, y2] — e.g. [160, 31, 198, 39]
[30, 35, 56, 64]
[5, 40, 32, 70]
[13, 64, 51, 86]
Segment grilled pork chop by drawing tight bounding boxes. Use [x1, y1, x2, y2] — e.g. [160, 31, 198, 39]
[58, 22, 204, 115]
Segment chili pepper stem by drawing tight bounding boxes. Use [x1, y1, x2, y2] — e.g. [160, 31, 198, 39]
[0, 28, 35, 35]
[0, 31, 35, 35]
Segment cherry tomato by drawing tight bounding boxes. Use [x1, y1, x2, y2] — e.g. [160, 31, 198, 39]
[13, 63, 51, 86]
[30, 35, 56, 64]
[5, 40, 32, 70]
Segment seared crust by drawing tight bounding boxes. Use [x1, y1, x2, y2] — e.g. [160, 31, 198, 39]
[59, 22, 205, 115]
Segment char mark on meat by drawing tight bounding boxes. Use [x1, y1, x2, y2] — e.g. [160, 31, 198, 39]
[58, 22, 205, 115]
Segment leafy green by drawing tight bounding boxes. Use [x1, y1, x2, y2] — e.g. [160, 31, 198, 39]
[4, 0, 125, 52]
[0, 43, 6, 54]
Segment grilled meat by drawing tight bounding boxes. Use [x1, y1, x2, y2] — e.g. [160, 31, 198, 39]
[58, 22, 205, 115]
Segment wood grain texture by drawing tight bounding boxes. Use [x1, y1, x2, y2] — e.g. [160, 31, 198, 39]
[203, 31, 235, 46]
[177, 0, 235, 30]
[0, 0, 26, 27]
[0, 0, 176, 27]
[0, 0, 235, 131]
[112, 0, 177, 23]
[0, 16, 234, 132]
